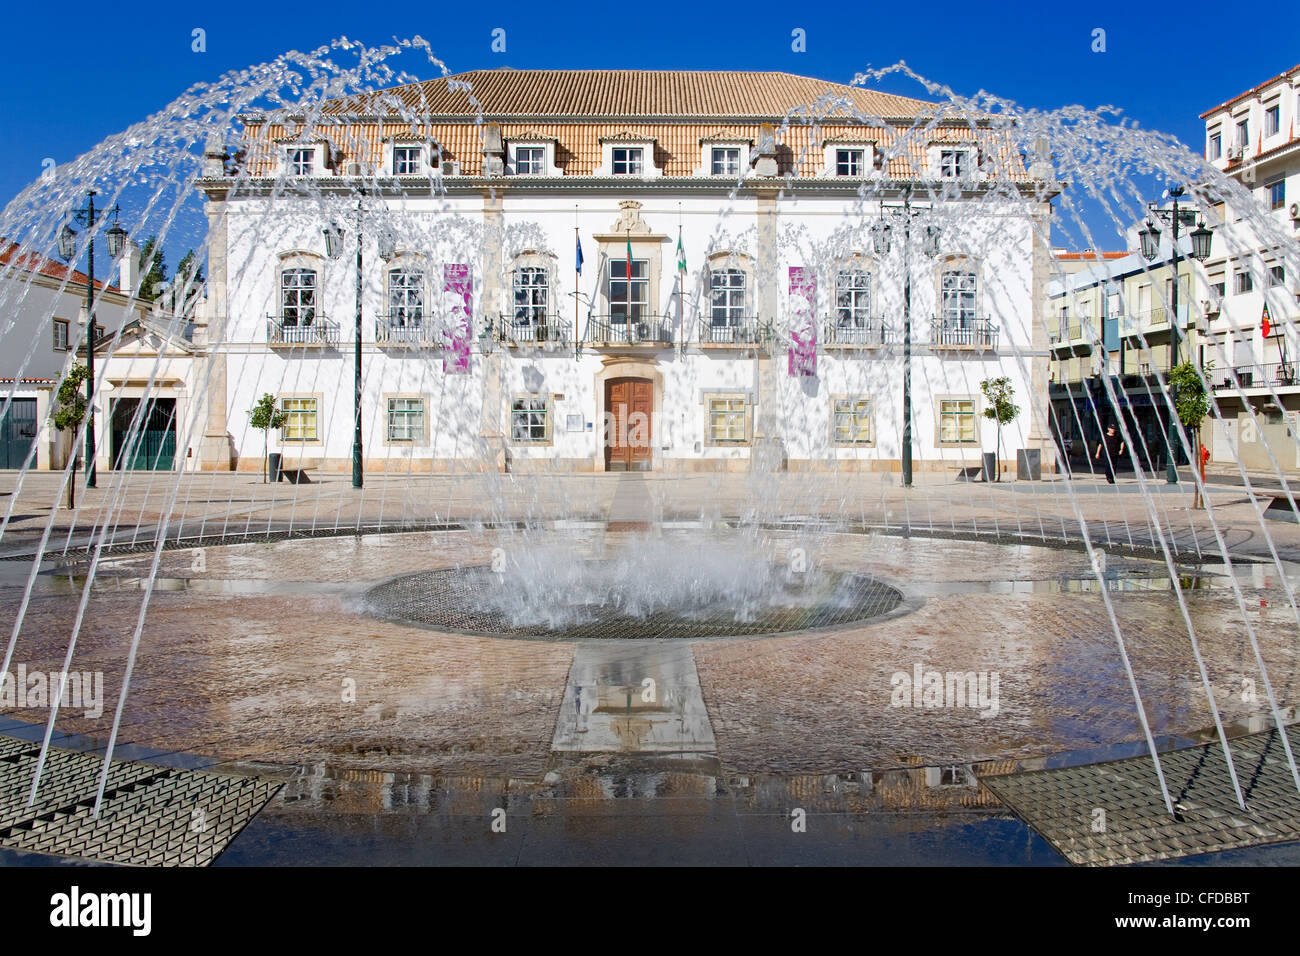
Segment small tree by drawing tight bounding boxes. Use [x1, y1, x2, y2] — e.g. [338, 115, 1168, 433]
[136, 235, 167, 301]
[53, 364, 89, 510]
[248, 393, 288, 482]
[1170, 360, 1213, 509]
[980, 376, 1021, 482]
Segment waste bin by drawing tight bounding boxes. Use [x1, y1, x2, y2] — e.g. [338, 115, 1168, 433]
[1016, 448, 1042, 481]
[267, 453, 282, 482]
[981, 451, 997, 482]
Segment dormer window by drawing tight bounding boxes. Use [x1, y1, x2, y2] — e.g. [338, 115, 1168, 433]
[393, 146, 421, 175]
[836, 149, 865, 177]
[515, 147, 544, 175]
[289, 148, 315, 177]
[940, 149, 969, 178]
[711, 147, 741, 176]
[613, 147, 643, 176]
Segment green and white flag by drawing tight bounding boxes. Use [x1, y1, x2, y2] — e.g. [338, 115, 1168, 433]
[676, 227, 686, 272]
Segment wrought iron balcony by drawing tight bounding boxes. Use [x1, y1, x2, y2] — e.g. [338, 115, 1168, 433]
[498, 313, 572, 346]
[930, 316, 998, 350]
[375, 314, 441, 346]
[267, 314, 339, 346]
[1214, 362, 1298, 391]
[582, 314, 674, 347]
[823, 317, 891, 346]
[696, 316, 768, 346]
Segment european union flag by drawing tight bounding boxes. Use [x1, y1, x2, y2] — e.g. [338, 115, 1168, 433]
[576, 236, 584, 275]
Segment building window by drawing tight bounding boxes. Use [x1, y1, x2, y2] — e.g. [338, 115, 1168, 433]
[280, 268, 317, 326]
[835, 271, 872, 327]
[1235, 270, 1254, 294]
[707, 397, 747, 444]
[608, 259, 648, 324]
[289, 148, 314, 176]
[1058, 306, 1069, 341]
[387, 397, 424, 442]
[939, 399, 977, 443]
[941, 270, 978, 326]
[709, 269, 747, 327]
[514, 146, 544, 175]
[1208, 132, 1221, 160]
[612, 147, 643, 175]
[1209, 279, 1226, 300]
[513, 267, 549, 324]
[1236, 120, 1249, 149]
[1265, 104, 1281, 137]
[281, 397, 318, 441]
[53, 319, 70, 351]
[1269, 265, 1286, 287]
[940, 149, 968, 178]
[835, 149, 864, 176]
[832, 397, 873, 444]
[711, 147, 741, 176]
[510, 398, 549, 442]
[1267, 178, 1286, 210]
[392, 146, 421, 175]
[388, 269, 424, 325]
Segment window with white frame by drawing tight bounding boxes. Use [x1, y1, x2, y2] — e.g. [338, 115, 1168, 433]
[288, 148, 315, 176]
[835, 271, 871, 327]
[711, 147, 741, 176]
[706, 396, 747, 444]
[612, 147, 643, 175]
[1058, 306, 1069, 341]
[513, 267, 549, 325]
[941, 270, 978, 326]
[392, 145, 421, 175]
[832, 397, 873, 444]
[280, 269, 317, 326]
[281, 397, 318, 441]
[938, 399, 977, 443]
[1235, 270, 1254, 294]
[1269, 265, 1286, 287]
[835, 148, 864, 176]
[608, 259, 649, 324]
[709, 269, 746, 327]
[53, 318, 70, 351]
[1236, 119, 1250, 149]
[387, 397, 424, 442]
[388, 269, 424, 326]
[1267, 177, 1286, 210]
[510, 397, 549, 442]
[1266, 104, 1281, 137]
[940, 149, 969, 178]
[514, 146, 544, 175]
[1208, 132, 1222, 160]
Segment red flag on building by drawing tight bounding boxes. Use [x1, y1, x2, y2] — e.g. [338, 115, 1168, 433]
[1262, 301, 1271, 338]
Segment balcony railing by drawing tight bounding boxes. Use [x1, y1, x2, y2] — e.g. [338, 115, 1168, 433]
[375, 314, 440, 346]
[823, 318, 891, 346]
[582, 315, 674, 346]
[930, 317, 998, 349]
[1214, 362, 1299, 390]
[267, 315, 339, 346]
[696, 316, 768, 346]
[497, 313, 572, 346]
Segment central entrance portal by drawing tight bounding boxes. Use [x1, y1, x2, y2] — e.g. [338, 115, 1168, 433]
[605, 377, 653, 471]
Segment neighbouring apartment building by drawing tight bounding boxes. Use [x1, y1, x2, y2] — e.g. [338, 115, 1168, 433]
[193, 69, 1058, 475]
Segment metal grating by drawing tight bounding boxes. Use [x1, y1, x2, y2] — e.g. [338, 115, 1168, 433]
[981, 727, 1300, 865]
[364, 566, 905, 639]
[0, 734, 281, 866]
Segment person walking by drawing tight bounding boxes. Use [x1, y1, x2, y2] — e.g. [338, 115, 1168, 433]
[1095, 424, 1124, 484]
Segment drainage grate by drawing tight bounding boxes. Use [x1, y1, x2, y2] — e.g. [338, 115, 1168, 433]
[364, 566, 905, 639]
[0, 734, 281, 866]
[981, 727, 1300, 865]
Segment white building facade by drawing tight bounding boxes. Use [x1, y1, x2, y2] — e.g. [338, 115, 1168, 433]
[196, 70, 1056, 476]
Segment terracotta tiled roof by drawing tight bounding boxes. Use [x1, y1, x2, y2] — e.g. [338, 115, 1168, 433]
[1054, 250, 1127, 261]
[1199, 64, 1300, 119]
[322, 69, 935, 119]
[0, 240, 112, 292]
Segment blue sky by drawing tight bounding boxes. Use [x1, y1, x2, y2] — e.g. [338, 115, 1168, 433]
[3, 0, 1297, 265]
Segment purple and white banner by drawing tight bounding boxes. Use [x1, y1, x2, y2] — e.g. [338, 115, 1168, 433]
[788, 266, 817, 377]
[443, 263, 472, 374]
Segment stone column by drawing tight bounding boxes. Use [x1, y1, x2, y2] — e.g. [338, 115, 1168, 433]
[479, 191, 506, 472]
[196, 182, 232, 471]
[752, 187, 785, 471]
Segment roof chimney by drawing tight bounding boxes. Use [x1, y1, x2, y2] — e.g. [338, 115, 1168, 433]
[754, 124, 778, 177]
[118, 238, 140, 295]
[482, 123, 504, 177]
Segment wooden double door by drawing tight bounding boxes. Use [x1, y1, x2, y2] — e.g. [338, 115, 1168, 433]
[605, 377, 653, 471]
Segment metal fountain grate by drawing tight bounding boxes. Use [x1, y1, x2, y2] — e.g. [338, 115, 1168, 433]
[981, 726, 1300, 865]
[364, 566, 905, 639]
[0, 734, 281, 866]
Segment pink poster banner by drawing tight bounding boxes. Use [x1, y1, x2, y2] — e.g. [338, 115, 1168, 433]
[788, 266, 817, 377]
[443, 263, 472, 374]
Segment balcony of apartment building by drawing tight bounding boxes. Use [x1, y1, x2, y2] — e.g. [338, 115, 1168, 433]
[1049, 315, 1095, 359]
[580, 311, 674, 349]
[266, 312, 340, 348]
[929, 316, 998, 351]
[1212, 361, 1300, 393]
[822, 316, 893, 350]
[374, 313, 443, 349]
[693, 315, 770, 349]
[496, 313, 573, 349]
[1117, 305, 1190, 342]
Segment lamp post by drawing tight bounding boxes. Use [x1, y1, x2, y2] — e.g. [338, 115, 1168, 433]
[1138, 187, 1214, 483]
[325, 197, 396, 491]
[873, 184, 941, 488]
[57, 191, 127, 489]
